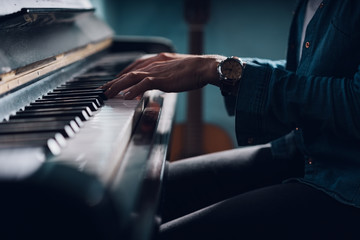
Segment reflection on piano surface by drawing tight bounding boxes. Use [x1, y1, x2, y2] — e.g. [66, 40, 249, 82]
[0, 2, 176, 240]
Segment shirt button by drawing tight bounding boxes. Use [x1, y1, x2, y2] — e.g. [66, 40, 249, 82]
[247, 137, 254, 145]
[319, 2, 324, 8]
[305, 41, 310, 48]
[308, 157, 313, 165]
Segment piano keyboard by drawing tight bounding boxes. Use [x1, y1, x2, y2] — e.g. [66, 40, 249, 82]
[0, 53, 144, 179]
[0, 5, 177, 238]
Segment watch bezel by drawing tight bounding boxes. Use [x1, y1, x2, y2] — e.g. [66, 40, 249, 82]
[217, 56, 244, 96]
[218, 57, 244, 82]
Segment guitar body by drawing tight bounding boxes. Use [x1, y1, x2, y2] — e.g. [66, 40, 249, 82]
[168, 0, 234, 161]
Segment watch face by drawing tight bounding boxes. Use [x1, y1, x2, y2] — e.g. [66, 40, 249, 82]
[221, 58, 243, 80]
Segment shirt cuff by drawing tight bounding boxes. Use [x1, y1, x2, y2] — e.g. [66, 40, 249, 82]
[222, 58, 284, 117]
[234, 62, 274, 145]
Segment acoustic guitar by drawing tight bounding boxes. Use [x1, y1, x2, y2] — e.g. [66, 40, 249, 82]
[169, 0, 234, 161]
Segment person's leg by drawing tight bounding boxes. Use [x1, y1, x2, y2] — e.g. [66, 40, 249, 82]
[161, 144, 304, 222]
[159, 182, 360, 240]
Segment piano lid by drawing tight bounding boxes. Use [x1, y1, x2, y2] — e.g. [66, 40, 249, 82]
[0, 1, 114, 94]
[0, 0, 93, 16]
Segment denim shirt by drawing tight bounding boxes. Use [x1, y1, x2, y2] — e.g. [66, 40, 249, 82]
[226, 0, 360, 207]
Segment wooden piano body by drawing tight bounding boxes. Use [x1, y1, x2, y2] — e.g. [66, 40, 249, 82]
[0, 3, 176, 240]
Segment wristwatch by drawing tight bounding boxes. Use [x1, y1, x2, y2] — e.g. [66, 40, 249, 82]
[217, 56, 245, 96]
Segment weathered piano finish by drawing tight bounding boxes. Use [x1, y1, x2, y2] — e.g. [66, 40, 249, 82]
[0, 4, 176, 240]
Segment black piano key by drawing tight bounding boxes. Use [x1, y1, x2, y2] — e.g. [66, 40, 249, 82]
[46, 91, 106, 100]
[29, 101, 98, 111]
[5, 116, 84, 128]
[49, 89, 105, 99]
[21, 106, 93, 117]
[47, 88, 104, 93]
[60, 82, 109, 88]
[0, 58, 136, 158]
[0, 132, 66, 148]
[0, 121, 76, 138]
[34, 98, 102, 108]
[55, 86, 102, 91]
[41, 95, 105, 105]
[74, 79, 112, 82]
[58, 85, 106, 90]
[74, 75, 115, 80]
[10, 109, 90, 121]
[66, 79, 110, 83]
[62, 79, 110, 83]
[58, 86, 105, 91]
[65, 77, 109, 84]
[51, 89, 104, 94]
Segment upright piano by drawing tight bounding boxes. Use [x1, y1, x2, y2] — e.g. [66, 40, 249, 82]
[0, 2, 176, 240]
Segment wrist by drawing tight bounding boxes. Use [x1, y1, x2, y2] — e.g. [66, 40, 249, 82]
[205, 55, 226, 87]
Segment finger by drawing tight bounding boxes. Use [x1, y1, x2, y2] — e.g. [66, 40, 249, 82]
[101, 71, 140, 93]
[100, 66, 150, 90]
[103, 76, 134, 98]
[104, 80, 128, 99]
[116, 54, 159, 77]
[104, 71, 150, 98]
[102, 58, 162, 92]
[98, 78, 118, 90]
[116, 60, 145, 77]
[123, 76, 155, 100]
[116, 53, 171, 77]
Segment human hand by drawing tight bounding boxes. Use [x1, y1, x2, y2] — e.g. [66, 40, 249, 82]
[100, 52, 224, 99]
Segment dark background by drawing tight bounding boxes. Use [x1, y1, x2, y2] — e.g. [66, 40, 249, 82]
[91, 0, 297, 145]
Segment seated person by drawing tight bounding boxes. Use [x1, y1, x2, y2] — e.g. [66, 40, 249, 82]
[102, 0, 360, 239]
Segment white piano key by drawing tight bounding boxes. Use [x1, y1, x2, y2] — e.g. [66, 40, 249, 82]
[49, 95, 143, 183]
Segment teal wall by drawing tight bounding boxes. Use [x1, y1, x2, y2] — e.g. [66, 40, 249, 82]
[91, 0, 297, 145]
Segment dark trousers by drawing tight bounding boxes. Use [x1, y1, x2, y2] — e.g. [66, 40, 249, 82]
[158, 144, 360, 240]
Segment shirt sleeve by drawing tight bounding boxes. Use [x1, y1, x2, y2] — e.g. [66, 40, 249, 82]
[223, 58, 286, 116]
[234, 61, 360, 147]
